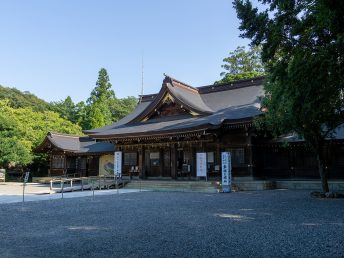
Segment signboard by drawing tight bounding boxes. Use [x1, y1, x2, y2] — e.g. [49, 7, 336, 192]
[24, 172, 30, 183]
[0, 169, 5, 182]
[99, 155, 114, 176]
[207, 152, 214, 163]
[221, 152, 232, 193]
[114, 151, 122, 177]
[196, 152, 207, 177]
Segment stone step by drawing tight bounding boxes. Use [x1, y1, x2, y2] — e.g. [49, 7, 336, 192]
[275, 180, 344, 191]
[232, 180, 276, 191]
[125, 180, 216, 185]
[124, 180, 219, 193]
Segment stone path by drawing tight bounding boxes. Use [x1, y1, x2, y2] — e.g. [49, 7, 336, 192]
[0, 190, 343, 257]
[0, 182, 143, 204]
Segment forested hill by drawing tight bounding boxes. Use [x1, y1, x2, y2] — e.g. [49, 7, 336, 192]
[0, 85, 52, 112]
[0, 68, 137, 171]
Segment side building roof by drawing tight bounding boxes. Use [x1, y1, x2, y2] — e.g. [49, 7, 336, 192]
[35, 132, 115, 154]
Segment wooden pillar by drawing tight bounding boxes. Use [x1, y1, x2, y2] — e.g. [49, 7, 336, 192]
[63, 153, 67, 176]
[216, 141, 221, 166]
[159, 148, 164, 177]
[191, 146, 196, 177]
[246, 129, 254, 177]
[138, 146, 146, 179]
[49, 153, 52, 177]
[170, 144, 177, 179]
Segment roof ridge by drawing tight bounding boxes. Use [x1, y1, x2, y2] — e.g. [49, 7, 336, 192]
[197, 76, 265, 89]
[138, 76, 265, 98]
[163, 73, 199, 93]
[48, 131, 82, 138]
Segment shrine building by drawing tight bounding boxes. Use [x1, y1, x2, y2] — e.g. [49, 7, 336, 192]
[36, 75, 344, 180]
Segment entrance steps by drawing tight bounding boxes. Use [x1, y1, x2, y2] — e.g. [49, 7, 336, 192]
[275, 180, 344, 191]
[232, 178, 344, 191]
[232, 179, 276, 191]
[124, 180, 219, 193]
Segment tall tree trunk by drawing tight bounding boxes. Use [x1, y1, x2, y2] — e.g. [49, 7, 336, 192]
[316, 153, 329, 193]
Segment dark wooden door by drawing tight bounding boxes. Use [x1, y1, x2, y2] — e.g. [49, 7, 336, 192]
[146, 150, 161, 177]
[162, 149, 171, 177]
[88, 157, 99, 177]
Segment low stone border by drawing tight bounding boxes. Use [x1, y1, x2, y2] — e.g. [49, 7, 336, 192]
[310, 191, 344, 198]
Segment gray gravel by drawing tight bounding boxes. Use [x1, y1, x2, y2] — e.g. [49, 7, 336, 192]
[0, 190, 343, 258]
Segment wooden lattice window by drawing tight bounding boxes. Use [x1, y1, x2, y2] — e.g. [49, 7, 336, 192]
[52, 155, 65, 169]
[124, 152, 137, 166]
[229, 149, 245, 166]
[150, 152, 160, 166]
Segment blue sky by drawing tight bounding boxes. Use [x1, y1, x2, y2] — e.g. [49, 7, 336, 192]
[0, 0, 250, 103]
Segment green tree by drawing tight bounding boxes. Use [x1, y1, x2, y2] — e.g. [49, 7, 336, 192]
[51, 96, 76, 123]
[0, 100, 82, 169]
[84, 68, 137, 129]
[215, 45, 265, 84]
[88, 68, 115, 104]
[111, 96, 138, 122]
[0, 85, 52, 112]
[74, 101, 88, 128]
[234, 0, 344, 192]
[85, 68, 114, 129]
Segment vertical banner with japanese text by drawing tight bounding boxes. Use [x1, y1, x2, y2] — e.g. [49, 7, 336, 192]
[114, 151, 122, 177]
[221, 152, 232, 192]
[196, 152, 207, 177]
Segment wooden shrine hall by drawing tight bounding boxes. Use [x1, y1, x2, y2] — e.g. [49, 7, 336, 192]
[36, 75, 344, 180]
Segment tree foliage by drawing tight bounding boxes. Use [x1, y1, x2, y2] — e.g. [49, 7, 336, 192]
[234, 0, 344, 192]
[215, 45, 265, 84]
[0, 85, 52, 112]
[51, 96, 77, 123]
[83, 68, 137, 129]
[0, 67, 137, 171]
[50, 68, 138, 130]
[0, 100, 82, 169]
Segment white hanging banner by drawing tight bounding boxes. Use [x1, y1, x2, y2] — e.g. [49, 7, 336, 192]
[114, 151, 122, 177]
[196, 152, 207, 177]
[221, 152, 232, 193]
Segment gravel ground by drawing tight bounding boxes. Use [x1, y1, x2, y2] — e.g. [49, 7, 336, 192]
[0, 190, 343, 258]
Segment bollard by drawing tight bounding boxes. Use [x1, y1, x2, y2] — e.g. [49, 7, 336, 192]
[116, 175, 119, 194]
[22, 182, 25, 203]
[92, 180, 95, 199]
[61, 179, 64, 199]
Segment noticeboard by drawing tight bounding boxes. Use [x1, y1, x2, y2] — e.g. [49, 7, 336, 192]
[0, 169, 5, 182]
[114, 151, 122, 177]
[24, 172, 30, 183]
[196, 152, 207, 177]
[221, 152, 232, 192]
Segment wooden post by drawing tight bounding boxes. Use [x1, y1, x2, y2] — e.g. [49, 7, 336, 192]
[63, 153, 67, 176]
[138, 146, 146, 179]
[159, 148, 164, 177]
[171, 144, 177, 179]
[190, 146, 196, 178]
[246, 129, 254, 177]
[216, 142, 221, 180]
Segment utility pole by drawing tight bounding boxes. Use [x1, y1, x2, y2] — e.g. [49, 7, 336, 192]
[141, 53, 144, 96]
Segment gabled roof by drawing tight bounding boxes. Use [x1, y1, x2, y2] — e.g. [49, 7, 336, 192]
[91, 104, 262, 139]
[129, 76, 213, 123]
[84, 100, 150, 135]
[35, 132, 115, 154]
[85, 75, 265, 139]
